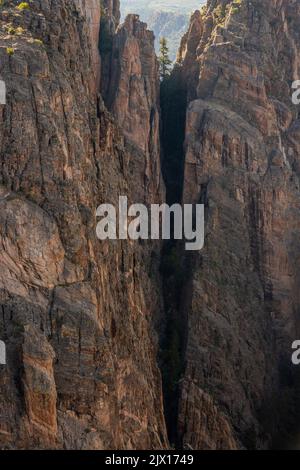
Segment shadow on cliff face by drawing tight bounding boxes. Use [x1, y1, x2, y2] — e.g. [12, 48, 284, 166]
[158, 62, 300, 450]
[159, 68, 189, 447]
[160, 68, 187, 207]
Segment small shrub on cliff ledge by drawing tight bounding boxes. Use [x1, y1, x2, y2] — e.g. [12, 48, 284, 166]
[33, 38, 43, 46]
[200, 5, 208, 16]
[6, 47, 14, 55]
[16, 2, 30, 11]
[231, 0, 243, 14]
[7, 26, 16, 35]
[15, 26, 25, 35]
[214, 4, 227, 24]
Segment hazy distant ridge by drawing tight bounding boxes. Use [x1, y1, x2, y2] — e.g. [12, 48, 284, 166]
[120, 0, 204, 61]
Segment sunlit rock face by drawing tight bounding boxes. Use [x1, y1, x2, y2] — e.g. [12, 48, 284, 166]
[175, 0, 300, 449]
[0, 0, 300, 452]
[0, 0, 167, 450]
[105, 14, 164, 202]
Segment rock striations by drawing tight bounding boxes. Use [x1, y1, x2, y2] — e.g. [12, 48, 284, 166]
[174, 0, 300, 449]
[75, 0, 101, 88]
[0, 0, 300, 451]
[105, 13, 163, 202]
[0, 0, 167, 450]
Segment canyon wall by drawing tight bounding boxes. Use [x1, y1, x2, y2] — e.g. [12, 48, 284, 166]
[105, 13, 163, 202]
[0, 0, 167, 449]
[74, 0, 101, 88]
[0, 0, 300, 451]
[174, 0, 300, 449]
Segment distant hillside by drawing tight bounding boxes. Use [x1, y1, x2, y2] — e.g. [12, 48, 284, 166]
[120, 1, 204, 61]
[147, 11, 190, 61]
[121, 0, 202, 14]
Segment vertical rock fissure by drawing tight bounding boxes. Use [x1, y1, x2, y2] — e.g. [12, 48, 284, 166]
[159, 70, 188, 448]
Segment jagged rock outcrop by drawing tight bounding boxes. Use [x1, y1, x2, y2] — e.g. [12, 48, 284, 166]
[174, 0, 300, 449]
[102, 0, 121, 30]
[177, 10, 204, 101]
[99, 0, 120, 102]
[74, 0, 101, 88]
[0, 0, 167, 449]
[105, 14, 163, 201]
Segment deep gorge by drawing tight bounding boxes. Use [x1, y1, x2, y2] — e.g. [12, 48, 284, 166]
[159, 70, 188, 448]
[0, 0, 300, 451]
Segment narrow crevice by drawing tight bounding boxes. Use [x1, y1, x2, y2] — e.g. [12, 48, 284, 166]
[158, 68, 188, 448]
[99, 5, 115, 108]
[160, 69, 187, 207]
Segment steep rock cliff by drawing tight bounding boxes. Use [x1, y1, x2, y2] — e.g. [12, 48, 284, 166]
[104, 14, 163, 201]
[174, 0, 300, 449]
[1, 0, 300, 452]
[75, 0, 101, 88]
[0, 0, 167, 449]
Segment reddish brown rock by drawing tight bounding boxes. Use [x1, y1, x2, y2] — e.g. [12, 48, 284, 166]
[75, 0, 101, 89]
[102, 0, 120, 30]
[1, 0, 300, 452]
[22, 325, 57, 444]
[104, 14, 164, 201]
[175, 0, 300, 449]
[0, 0, 167, 450]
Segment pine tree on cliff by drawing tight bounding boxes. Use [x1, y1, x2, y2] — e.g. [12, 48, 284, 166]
[159, 37, 172, 81]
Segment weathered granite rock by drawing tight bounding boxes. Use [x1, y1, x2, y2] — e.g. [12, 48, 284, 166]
[0, 0, 167, 450]
[175, 0, 300, 449]
[99, 0, 120, 101]
[103, 14, 164, 202]
[74, 0, 101, 89]
[102, 0, 121, 31]
[1, 0, 300, 452]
